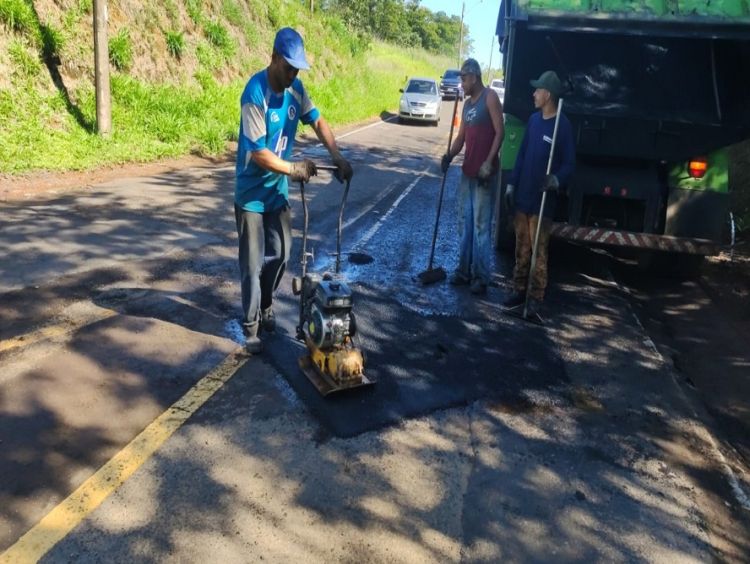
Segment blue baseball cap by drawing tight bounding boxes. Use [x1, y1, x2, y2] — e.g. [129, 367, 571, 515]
[273, 27, 310, 70]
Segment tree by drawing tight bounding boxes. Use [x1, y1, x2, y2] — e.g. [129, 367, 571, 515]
[323, 0, 465, 55]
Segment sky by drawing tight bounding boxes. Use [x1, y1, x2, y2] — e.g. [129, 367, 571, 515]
[419, 0, 502, 71]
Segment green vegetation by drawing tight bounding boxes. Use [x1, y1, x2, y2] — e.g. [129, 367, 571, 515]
[185, 0, 203, 26]
[0, 0, 37, 36]
[8, 38, 41, 78]
[203, 19, 234, 58]
[322, 0, 469, 57]
[0, 0, 453, 176]
[108, 28, 133, 71]
[221, 0, 244, 27]
[0, 38, 448, 173]
[164, 30, 185, 58]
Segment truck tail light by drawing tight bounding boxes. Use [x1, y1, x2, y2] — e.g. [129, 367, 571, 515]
[688, 157, 708, 179]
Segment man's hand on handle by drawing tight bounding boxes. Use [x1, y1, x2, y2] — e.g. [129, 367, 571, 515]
[332, 155, 353, 183]
[541, 174, 559, 192]
[440, 153, 452, 174]
[289, 159, 317, 183]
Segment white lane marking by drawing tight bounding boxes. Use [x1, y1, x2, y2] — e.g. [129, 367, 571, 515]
[351, 166, 430, 251]
[294, 115, 399, 158]
[342, 179, 400, 231]
[337, 116, 399, 140]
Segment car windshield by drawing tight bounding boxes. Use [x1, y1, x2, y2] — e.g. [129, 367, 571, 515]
[444, 70, 460, 79]
[491, 80, 504, 88]
[406, 80, 437, 95]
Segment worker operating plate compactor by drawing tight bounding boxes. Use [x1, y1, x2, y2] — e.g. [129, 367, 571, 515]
[291, 165, 374, 396]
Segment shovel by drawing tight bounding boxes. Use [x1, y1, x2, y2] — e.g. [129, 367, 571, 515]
[417, 95, 460, 285]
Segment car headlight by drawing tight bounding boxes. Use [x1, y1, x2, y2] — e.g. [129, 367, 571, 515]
[400, 98, 409, 111]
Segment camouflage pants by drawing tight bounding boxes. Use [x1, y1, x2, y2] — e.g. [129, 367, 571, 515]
[512, 212, 551, 301]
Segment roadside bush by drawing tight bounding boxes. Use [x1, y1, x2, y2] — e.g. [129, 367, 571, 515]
[0, 0, 36, 35]
[165, 30, 185, 59]
[109, 28, 133, 71]
[204, 20, 231, 49]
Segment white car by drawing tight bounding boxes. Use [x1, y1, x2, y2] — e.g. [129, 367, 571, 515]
[490, 79, 505, 103]
[398, 78, 441, 126]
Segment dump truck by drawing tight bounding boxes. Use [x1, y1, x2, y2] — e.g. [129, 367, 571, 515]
[494, 0, 750, 273]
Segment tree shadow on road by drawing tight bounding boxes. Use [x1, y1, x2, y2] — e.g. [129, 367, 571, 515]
[3, 146, 748, 561]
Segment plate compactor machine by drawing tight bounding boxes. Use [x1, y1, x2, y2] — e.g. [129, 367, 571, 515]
[291, 167, 374, 396]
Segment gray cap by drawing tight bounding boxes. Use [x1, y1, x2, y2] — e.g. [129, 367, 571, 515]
[461, 58, 481, 76]
[530, 70, 563, 95]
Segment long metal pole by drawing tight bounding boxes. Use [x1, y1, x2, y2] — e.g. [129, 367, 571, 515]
[93, 0, 111, 135]
[523, 98, 564, 319]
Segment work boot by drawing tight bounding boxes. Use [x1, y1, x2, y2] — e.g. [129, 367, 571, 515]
[260, 307, 276, 333]
[470, 278, 487, 295]
[449, 271, 470, 286]
[243, 322, 263, 354]
[503, 290, 526, 308]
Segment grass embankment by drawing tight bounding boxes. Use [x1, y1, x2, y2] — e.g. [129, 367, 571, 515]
[0, 0, 451, 174]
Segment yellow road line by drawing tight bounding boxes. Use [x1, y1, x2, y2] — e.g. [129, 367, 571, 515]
[0, 310, 117, 355]
[0, 349, 248, 564]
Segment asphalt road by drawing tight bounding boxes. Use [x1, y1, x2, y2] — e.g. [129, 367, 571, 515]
[1, 104, 749, 562]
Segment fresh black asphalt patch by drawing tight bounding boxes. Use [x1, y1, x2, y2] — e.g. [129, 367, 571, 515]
[252, 284, 567, 439]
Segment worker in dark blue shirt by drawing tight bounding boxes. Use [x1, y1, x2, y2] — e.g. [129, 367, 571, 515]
[503, 71, 575, 316]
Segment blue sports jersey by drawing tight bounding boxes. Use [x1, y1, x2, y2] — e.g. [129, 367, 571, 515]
[235, 69, 320, 212]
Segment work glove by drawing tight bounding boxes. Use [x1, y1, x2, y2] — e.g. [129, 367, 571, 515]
[541, 173, 559, 192]
[478, 160, 493, 180]
[440, 153, 452, 174]
[289, 159, 317, 183]
[332, 155, 353, 183]
[504, 184, 515, 209]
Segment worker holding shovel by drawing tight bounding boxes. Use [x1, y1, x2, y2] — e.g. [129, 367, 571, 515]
[440, 58, 504, 295]
[503, 71, 576, 318]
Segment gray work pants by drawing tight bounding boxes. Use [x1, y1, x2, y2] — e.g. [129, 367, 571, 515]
[234, 204, 291, 335]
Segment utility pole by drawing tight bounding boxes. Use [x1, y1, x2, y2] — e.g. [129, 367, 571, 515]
[457, 1, 465, 67]
[93, 0, 111, 135]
